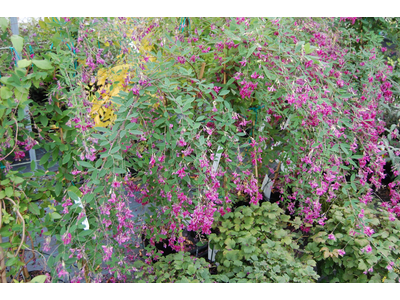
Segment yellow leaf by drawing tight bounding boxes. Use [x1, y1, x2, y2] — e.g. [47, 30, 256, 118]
[331, 249, 339, 258]
[323, 251, 331, 259]
[94, 114, 100, 125]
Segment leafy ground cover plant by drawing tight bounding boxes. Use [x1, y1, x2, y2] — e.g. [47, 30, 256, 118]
[209, 202, 319, 282]
[306, 203, 400, 282]
[132, 251, 212, 283]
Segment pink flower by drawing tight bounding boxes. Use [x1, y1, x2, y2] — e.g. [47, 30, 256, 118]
[149, 155, 156, 168]
[328, 233, 336, 240]
[364, 245, 372, 253]
[176, 56, 186, 64]
[108, 193, 117, 203]
[111, 181, 121, 188]
[102, 245, 113, 262]
[177, 167, 186, 179]
[338, 249, 345, 256]
[239, 57, 247, 67]
[250, 72, 259, 79]
[14, 151, 25, 161]
[62, 233, 72, 245]
[177, 138, 187, 147]
[58, 269, 68, 277]
[363, 226, 374, 237]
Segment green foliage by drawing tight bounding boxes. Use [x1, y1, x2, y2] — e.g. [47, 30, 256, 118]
[133, 252, 212, 283]
[209, 202, 319, 282]
[306, 203, 400, 283]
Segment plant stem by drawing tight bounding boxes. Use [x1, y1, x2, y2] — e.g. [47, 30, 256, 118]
[4, 197, 25, 256]
[253, 120, 258, 180]
[198, 62, 206, 80]
[0, 201, 7, 283]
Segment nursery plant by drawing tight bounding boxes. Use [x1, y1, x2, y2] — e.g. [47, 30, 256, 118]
[0, 17, 400, 283]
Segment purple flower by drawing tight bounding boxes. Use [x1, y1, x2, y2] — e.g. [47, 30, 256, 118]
[102, 245, 113, 262]
[239, 57, 247, 67]
[363, 226, 374, 237]
[176, 56, 186, 64]
[250, 72, 259, 79]
[62, 233, 72, 245]
[177, 138, 187, 147]
[177, 167, 186, 179]
[364, 245, 372, 253]
[111, 181, 121, 188]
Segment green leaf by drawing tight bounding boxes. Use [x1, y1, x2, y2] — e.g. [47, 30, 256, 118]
[282, 236, 291, 245]
[304, 43, 312, 54]
[39, 152, 51, 166]
[39, 115, 48, 127]
[358, 260, 367, 271]
[78, 161, 93, 168]
[0, 86, 13, 99]
[274, 229, 287, 239]
[5, 186, 13, 197]
[0, 242, 12, 249]
[17, 59, 32, 68]
[55, 181, 62, 196]
[130, 130, 143, 135]
[68, 186, 82, 197]
[340, 143, 349, 155]
[29, 202, 40, 215]
[51, 212, 62, 220]
[30, 275, 47, 283]
[0, 17, 9, 32]
[32, 59, 53, 70]
[38, 20, 47, 29]
[246, 45, 258, 58]
[187, 265, 196, 275]
[5, 257, 18, 267]
[78, 229, 93, 237]
[340, 94, 354, 99]
[67, 191, 79, 202]
[11, 35, 23, 54]
[113, 168, 126, 174]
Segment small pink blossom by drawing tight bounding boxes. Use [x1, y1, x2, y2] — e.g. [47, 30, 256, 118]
[102, 245, 113, 262]
[177, 138, 187, 147]
[62, 233, 72, 245]
[112, 181, 121, 188]
[239, 57, 247, 67]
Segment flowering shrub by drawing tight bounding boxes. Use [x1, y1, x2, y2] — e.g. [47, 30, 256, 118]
[1, 17, 400, 283]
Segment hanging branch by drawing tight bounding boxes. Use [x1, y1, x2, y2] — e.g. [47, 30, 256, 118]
[0, 200, 7, 283]
[0, 118, 19, 162]
[4, 197, 26, 256]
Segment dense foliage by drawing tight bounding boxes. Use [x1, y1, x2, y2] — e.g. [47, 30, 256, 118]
[1, 17, 400, 283]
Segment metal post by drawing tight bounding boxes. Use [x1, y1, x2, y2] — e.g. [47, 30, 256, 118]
[10, 17, 37, 170]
